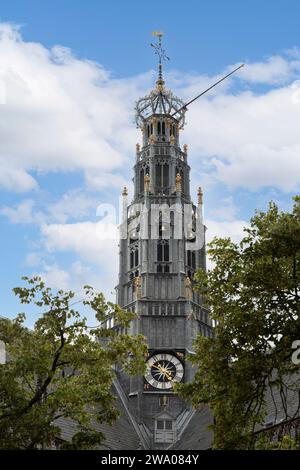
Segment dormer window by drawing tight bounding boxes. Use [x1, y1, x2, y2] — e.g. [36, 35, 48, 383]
[154, 411, 176, 444]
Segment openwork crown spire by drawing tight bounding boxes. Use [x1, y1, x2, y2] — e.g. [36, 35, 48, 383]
[134, 32, 186, 129]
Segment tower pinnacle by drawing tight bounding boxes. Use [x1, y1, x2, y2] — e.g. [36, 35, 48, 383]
[150, 31, 169, 90]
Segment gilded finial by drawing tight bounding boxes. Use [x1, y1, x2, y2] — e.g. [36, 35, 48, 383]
[184, 275, 193, 300]
[183, 144, 188, 153]
[136, 143, 140, 153]
[175, 173, 182, 192]
[149, 134, 156, 144]
[134, 275, 142, 299]
[144, 173, 150, 192]
[170, 134, 175, 145]
[197, 187, 203, 205]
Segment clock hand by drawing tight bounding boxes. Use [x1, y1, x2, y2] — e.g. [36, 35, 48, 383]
[151, 363, 176, 382]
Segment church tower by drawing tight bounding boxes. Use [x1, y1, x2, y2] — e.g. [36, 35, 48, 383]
[116, 33, 213, 448]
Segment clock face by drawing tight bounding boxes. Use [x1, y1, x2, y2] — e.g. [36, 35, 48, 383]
[145, 353, 184, 390]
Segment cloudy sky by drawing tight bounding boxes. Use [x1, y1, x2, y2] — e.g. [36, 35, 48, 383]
[1, 0, 300, 325]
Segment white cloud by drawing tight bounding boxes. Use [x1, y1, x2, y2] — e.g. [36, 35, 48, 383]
[24, 252, 43, 267]
[183, 82, 300, 192]
[205, 218, 248, 270]
[39, 263, 71, 290]
[206, 219, 247, 245]
[0, 189, 98, 225]
[2, 22, 300, 302]
[239, 55, 300, 84]
[0, 22, 300, 196]
[85, 171, 129, 191]
[0, 199, 43, 224]
[0, 167, 38, 192]
[206, 196, 238, 222]
[47, 189, 97, 223]
[0, 23, 142, 192]
[38, 234, 118, 299]
[41, 221, 119, 272]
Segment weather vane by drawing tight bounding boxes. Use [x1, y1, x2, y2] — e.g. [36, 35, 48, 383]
[151, 31, 169, 83]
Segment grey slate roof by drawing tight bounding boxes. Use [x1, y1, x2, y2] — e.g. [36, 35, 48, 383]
[170, 406, 214, 450]
[257, 373, 300, 431]
[56, 387, 142, 450]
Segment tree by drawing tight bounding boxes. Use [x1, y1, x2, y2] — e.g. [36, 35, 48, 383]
[178, 197, 300, 449]
[0, 277, 147, 449]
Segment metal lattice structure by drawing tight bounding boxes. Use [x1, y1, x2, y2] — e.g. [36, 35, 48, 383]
[135, 88, 186, 129]
[135, 31, 186, 129]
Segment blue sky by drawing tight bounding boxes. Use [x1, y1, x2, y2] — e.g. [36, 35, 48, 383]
[0, 0, 300, 325]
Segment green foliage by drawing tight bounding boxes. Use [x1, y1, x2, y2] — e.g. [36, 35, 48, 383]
[255, 434, 298, 450]
[178, 197, 300, 449]
[0, 278, 147, 449]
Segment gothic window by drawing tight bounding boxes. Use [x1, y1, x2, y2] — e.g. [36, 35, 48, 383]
[155, 162, 169, 189]
[147, 125, 150, 138]
[163, 163, 168, 187]
[170, 124, 176, 137]
[140, 169, 144, 193]
[155, 163, 161, 187]
[157, 264, 170, 273]
[130, 243, 139, 270]
[162, 121, 165, 135]
[187, 250, 196, 269]
[157, 239, 170, 273]
[157, 240, 169, 262]
[157, 121, 161, 135]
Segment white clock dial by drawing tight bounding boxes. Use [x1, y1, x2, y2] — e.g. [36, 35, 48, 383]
[145, 353, 184, 389]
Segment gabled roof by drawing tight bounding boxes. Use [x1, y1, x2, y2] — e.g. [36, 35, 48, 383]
[56, 387, 142, 450]
[169, 406, 214, 450]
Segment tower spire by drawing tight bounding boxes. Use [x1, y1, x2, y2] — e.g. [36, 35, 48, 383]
[151, 31, 169, 91]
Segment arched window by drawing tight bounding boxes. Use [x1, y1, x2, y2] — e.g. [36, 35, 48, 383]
[162, 121, 165, 135]
[130, 244, 139, 270]
[157, 121, 161, 135]
[140, 168, 144, 193]
[187, 249, 196, 270]
[156, 163, 169, 189]
[157, 240, 169, 262]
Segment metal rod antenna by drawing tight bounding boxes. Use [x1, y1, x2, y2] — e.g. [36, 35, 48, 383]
[172, 63, 244, 117]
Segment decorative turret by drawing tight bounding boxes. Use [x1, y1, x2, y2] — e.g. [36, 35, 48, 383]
[133, 33, 191, 200]
[135, 32, 186, 149]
